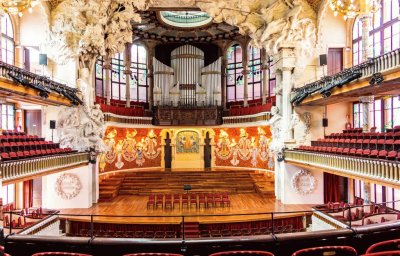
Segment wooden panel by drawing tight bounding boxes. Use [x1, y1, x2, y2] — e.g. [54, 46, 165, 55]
[24, 110, 42, 137]
[327, 48, 343, 76]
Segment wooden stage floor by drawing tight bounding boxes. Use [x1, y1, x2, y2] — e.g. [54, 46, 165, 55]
[60, 194, 314, 224]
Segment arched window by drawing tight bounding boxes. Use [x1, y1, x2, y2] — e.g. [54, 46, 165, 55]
[111, 53, 126, 100]
[1, 14, 14, 65]
[226, 44, 243, 102]
[352, 0, 399, 65]
[94, 44, 148, 103]
[130, 44, 148, 102]
[247, 46, 262, 100]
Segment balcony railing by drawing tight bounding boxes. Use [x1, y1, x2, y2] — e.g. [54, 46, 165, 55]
[0, 152, 89, 182]
[104, 112, 153, 125]
[284, 150, 400, 187]
[292, 48, 400, 105]
[223, 111, 271, 125]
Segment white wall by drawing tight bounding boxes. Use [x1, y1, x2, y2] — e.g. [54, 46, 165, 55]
[318, 8, 347, 54]
[41, 105, 61, 143]
[42, 165, 93, 209]
[280, 163, 324, 204]
[326, 102, 351, 135]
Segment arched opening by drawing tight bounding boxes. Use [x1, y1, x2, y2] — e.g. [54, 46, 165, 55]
[204, 131, 211, 169]
[1, 14, 15, 65]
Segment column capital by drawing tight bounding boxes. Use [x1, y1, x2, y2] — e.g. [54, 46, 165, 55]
[359, 95, 374, 104]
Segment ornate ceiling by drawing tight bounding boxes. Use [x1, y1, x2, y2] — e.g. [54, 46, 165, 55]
[132, 11, 241, 43]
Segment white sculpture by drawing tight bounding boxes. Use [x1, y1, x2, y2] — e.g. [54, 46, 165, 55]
[196, 0, 316, 58]
[290, 111, 312, 145]
[267, 106, 284, 153]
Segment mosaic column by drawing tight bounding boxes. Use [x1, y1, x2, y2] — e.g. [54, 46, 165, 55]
[242, 46, 249, 107]
[363, 181, 371, 204]
[221, 56, 227, 110]
[124, 44, 132, 108]
[360, 96, 374, 132]
[261, 49, 269, 104]
[360, 14, 372, 62]
[104, 56, 112, 105]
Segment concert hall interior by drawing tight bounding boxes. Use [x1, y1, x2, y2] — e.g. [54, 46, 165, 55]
[0, 0, 399, 255]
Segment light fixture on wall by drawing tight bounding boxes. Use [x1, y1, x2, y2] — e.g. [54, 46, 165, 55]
[329, 0, 380, 20]
[0, 0, 40, 17]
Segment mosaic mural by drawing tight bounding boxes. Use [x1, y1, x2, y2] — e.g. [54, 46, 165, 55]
[214, 127, 272, 169]
[176, 131, 199, 153]
[99, 127, 162, 172]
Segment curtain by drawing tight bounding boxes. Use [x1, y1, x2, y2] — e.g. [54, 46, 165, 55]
[23, 180, 33, 209]
[324, 173, 340, 203]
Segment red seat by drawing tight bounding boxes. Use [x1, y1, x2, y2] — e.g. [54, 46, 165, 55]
[363, 251, 400, 256]
[123, 254, 184, 256]
[378, 150, 388, 159]
[291, 246, 357, 256]
[209, 251, 275, 256]
[366, 238, 400, 254]
[31, 253, 93, 256]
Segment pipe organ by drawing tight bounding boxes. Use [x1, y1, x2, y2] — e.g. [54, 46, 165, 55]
[153, 44, 221, 107]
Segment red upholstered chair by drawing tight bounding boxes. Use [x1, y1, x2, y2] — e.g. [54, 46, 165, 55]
[181, 193, 189, 208]
[31, 253, 93, 256]
[363, 252, 400, 256]
[365, 238, 400, 254]
[155, 194, 164, 209]
[172, 194, 180, 208]
[164, 194, 172, 209]
[291, 246, 357, 256]
[123, 254, 184, 256]
[209, 251, 275, 256]
[147, 194, 155, 209]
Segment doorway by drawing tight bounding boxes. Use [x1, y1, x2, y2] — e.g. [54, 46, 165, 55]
[164, 132, 172, 169]
[204, 132, 212, 169]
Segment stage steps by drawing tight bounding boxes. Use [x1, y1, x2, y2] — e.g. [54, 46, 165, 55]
[99, 173, 125, 201]
[115, 170, 274, 196]
[251, 172, 275, 196]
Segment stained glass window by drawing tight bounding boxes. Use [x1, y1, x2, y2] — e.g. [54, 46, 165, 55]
[1, 14, 14, 65]
[248, 46, 262, 100]
[226, 44, 244, 102]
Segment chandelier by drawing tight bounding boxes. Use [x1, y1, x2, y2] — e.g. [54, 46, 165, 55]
[329, 0, 381, 19]
[0, 0, 40, 17]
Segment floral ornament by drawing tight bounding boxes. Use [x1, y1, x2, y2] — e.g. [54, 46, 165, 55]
[55, 173, 82, 200]
[291, 169, 316, 195]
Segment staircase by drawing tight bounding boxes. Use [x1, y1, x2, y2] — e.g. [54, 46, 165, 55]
[181, 222, 199, 238]
[251, 172, 275, 196]
[118, 170, 263, 195]
[99, 173, 125, 201]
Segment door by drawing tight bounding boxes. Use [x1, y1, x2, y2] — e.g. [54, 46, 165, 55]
[25, 110, 42, 137]
[204, 132, 212, 169]
[164, 132, 172, 169]
[327, 48, 343, 76]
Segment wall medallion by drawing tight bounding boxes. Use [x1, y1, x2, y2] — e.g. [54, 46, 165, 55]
[291, 170, 316, 195]
[55, 173, 82, 200]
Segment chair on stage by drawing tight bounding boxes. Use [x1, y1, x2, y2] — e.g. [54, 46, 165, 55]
[181, 194, 189, 208]
[147, 194, 155, 209]
[190, 194, 198, 208]
[222, 193, 230, 207]
[173, 194, 180, 208]
[198, 193, 206, 208]
[155, 194, 164, 209]
[206, 193, 214, 208]
[164, 194, 172, 209]
[214, 193, 222, 207]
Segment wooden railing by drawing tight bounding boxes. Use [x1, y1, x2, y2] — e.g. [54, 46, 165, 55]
[284, 150, 400, 187]
[0, 152, 89, 182]
[223, 111, 272, 125]
[104, 112, 153, 125]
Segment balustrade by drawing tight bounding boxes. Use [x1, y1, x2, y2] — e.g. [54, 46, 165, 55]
[285, 150, 400, 187]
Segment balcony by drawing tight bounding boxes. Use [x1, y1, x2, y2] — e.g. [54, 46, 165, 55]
[292, 49, 400, 106]
[284, 150, 400, 188]
[0, 152, 89, 183]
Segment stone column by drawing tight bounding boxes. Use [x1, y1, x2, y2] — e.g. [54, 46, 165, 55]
[124, 44, 132, 108]
[282, 67, 294, 141]
[147, 42, 157, 109]
[274, 156, 281, 200]
[275, 70, 283, 111]
[360, 14, 372, 61]
[261, 49, 269, 104]
[363, 181, 371, 204]
[360, 96, 374, 132]
[104, 56, 112, 105]
[221, 56, 227, 110]
[242, 46, 249, 106]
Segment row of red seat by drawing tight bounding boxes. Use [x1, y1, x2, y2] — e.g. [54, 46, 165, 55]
[0, 135, 43, 143]
[1, 130, 26, 136]
[228, 103, 273, 116]
[0, 148, 75, 161]
[0, 141, 59, 152]
[311, 138, 400, 151]
[77, 229, 178, 239]
[21, 239, 400, 255]
[325, 130, 400, 139]
[100, 104, 145, 117]
[297, 145, 400, 161]
[147, 192, 230, 209]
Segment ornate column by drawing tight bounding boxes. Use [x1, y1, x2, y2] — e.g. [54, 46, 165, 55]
[104, 56, 112, 105]
[242, 46, 249, 107]
[124, 43, 132, 108]
[274, 46, 296, 142]
[221, 56, 227, 110]
[360, 96, 374, 132]
[261, 49, 269, 104]
[363, 181, 371, 204]
[360, 14, 372, 61]
[146, 41, 158, 109]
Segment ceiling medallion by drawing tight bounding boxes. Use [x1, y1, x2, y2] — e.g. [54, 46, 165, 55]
[159, 11, 212, 28]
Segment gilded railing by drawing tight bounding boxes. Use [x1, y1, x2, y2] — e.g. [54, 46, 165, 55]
[0, 152, 89, 181]
[285, 150, 400, 187]
[223, 112, 272, 125]
[104, 112, 153, 125]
